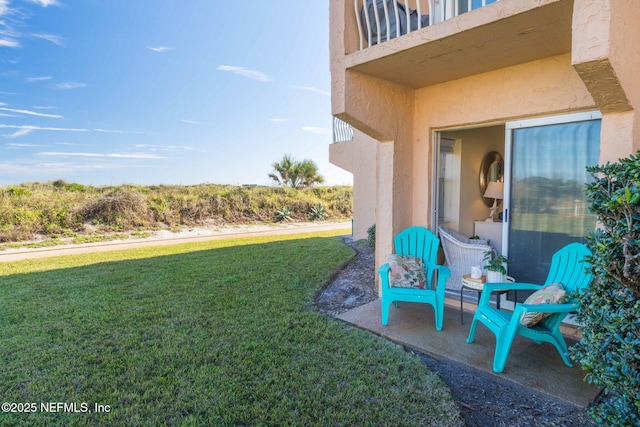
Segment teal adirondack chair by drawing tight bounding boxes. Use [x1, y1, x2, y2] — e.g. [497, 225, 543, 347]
[378, 226, 451, 330]
[466, 242, 593, 373]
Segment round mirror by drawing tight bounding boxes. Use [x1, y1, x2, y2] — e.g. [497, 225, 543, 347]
[479, 151, 504, 207]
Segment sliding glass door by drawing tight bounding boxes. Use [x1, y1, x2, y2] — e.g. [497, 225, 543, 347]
[504, 113, 601, 289]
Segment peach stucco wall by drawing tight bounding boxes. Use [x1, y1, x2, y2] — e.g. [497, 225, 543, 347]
[329, 129, 377, 240]
[333, 71, 417, 270]
[412, 54, 597, 229]
[572, 0, 640, 160]
[330, 0, 640, 288]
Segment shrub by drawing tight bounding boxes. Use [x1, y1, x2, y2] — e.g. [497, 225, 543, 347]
[77, 188, 150, 230]
[367, 224, 376, 249]
[275, 207, 292, 222]
[7, 187, 31, 197]
[309, 203, 326, 221]
[570, 151, 640, 426]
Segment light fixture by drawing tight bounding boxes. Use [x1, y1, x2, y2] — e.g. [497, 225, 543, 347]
[483, 181, 504, 222]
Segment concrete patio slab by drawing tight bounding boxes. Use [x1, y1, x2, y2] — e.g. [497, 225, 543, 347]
[338, 299, 601, 408]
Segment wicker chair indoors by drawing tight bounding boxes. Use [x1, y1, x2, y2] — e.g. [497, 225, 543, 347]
[437, 225, 494, 293]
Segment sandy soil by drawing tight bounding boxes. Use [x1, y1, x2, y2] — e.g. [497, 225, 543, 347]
[0, 221, 352, 262]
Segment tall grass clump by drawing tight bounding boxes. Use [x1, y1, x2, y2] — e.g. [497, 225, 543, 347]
[0, 182, 353, 243]
[76, 187, 151, 230]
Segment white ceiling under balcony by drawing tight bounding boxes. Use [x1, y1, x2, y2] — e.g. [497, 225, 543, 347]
[346, 0, 574, 89]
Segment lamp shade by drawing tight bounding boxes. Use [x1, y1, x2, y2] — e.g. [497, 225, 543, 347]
[484, 181, 504, 200]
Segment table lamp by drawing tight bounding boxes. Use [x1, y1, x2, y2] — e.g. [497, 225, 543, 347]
[484, 181, 504, 222]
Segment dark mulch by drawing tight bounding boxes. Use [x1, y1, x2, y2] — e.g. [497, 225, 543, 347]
[314, 237, 600, 427]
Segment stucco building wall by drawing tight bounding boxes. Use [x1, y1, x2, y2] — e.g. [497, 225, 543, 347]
[329, 0, 640, 289]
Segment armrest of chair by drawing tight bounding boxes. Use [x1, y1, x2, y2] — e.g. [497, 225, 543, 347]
[433, 264, 451, 280]
[510, 301, 579, 330]
[514, 302, 578, 315]
[378, 263, 391, 290]
[431, 264, 451, 296]
[479, 282, 544, 306]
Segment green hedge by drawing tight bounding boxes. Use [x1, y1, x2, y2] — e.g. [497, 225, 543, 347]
[571, 151, 640, 426]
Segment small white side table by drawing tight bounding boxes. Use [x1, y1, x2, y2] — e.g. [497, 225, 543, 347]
[460, 274, 515, 325]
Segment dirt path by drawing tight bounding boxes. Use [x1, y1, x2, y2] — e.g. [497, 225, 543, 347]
[0, 221, 352, 262]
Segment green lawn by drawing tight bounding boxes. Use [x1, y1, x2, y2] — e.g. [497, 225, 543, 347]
[0, 230, 461, 426]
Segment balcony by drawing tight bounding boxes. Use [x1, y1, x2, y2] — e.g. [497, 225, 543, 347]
[344, 0, 574, 88]
[333, 117, 355, 143]
[355, 0, 500, 50]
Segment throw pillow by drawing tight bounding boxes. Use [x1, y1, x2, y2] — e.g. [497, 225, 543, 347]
[519, 283, 566, 327]
[388, 254, 427, 289]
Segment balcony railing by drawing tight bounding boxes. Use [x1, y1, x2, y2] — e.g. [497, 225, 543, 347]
[355, 0, 500, 50]
[333, 117, 354, 143]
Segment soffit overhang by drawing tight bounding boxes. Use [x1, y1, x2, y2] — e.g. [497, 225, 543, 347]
[345, 0, 574, 88]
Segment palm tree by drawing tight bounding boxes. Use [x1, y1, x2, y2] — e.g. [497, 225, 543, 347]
[269, 155, 324, 189]
[268, 154, 296, 187]
[295, 159, 324, 188]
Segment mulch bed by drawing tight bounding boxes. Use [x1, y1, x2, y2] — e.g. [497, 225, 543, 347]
[314, 237, 600, 427]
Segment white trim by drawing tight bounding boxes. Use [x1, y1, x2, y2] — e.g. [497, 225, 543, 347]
[432, 131, 441, 232]
[505, 111, 602, 131]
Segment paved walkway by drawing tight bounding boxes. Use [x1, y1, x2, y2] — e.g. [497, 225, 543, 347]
[339, 299, 601, 407]
[0, 221, 352, 262]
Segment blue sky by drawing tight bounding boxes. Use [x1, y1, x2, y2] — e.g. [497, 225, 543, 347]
[0, 0, 352, 187]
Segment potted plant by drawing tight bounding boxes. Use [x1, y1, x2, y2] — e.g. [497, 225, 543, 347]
[468, 235, 488, 245]
[483, 251, 508, 282]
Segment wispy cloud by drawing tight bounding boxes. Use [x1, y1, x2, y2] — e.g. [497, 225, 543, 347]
[134, 143, 206, 153]
[5, 128, 34, 138]
[180, 119, 203, 125]
[270, 118, 289, 123]
[94, 128, 125, 134]
[146, 45, 173, 52]
[291, 86, 331, 96]
[38, 152, 166, 159]
[0, 38, 20, 48]
[0, 1, 61, 51]
[302, 126, 331, 136]
[27, 76, 53, 82]
[217, 65, 271, 82]
[55, 82, 86, 90]
[0, 160, 110, 176]
[0, 125, 88, 136]
[0, 0, 9, 15]
[25, 0, 61, 7]
[56, 142, 84, 146]
[93, 128, 152, 135]
[7, 142, 47, 147]
[32, 105, 57, 109]
[32, 33, 64, 46]
[0, 107, 63, 118]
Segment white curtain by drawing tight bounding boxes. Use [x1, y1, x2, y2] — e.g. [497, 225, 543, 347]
[507, 119, 600, 285]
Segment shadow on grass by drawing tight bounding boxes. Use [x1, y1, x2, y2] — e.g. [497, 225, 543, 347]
[0, 234, 463, 426]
